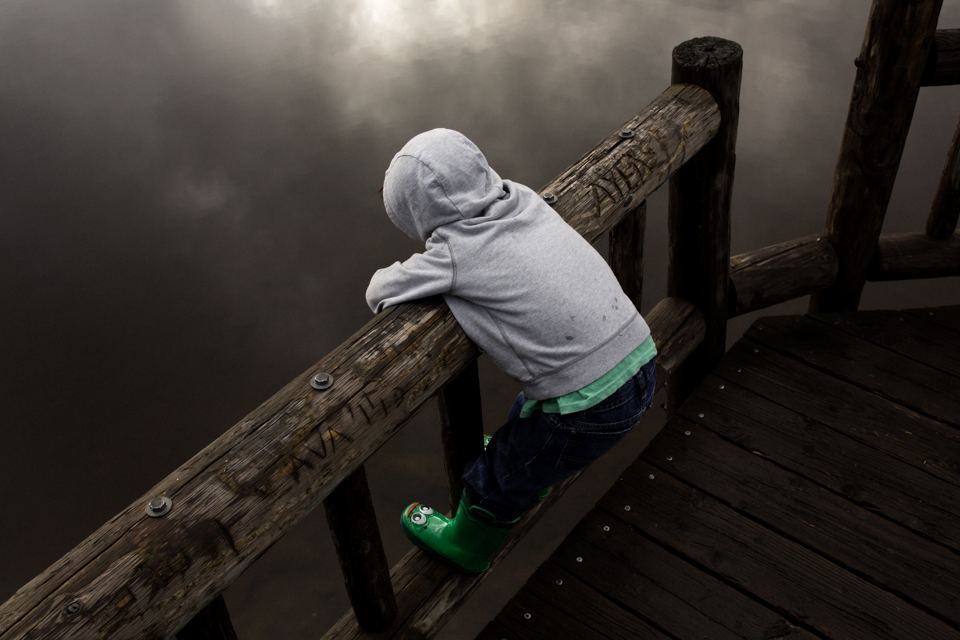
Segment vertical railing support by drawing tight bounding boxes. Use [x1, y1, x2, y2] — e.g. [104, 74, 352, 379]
[610, 201, 647, 312]
[666, 37, 742, 412]
[322, 465, 397, 632]
[438, 359, 485, 516]
[810, 0, 944, 312]
[927, 115, 960, 238]
[176, 595, 239, 640]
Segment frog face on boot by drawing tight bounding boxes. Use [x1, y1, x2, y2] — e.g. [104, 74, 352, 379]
[400, 492, 518, 576]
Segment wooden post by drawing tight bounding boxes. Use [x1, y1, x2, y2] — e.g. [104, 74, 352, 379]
[927, 115, 960, 238]
[609, 201, 647, 311]
[176, 595, 239, 640]
[438, 359, 485, 516]
[667, 37, 742, 411]
[322, 465, 397, 632]
[809, 0, 944, 312]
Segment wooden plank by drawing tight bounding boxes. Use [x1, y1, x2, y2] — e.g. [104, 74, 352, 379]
[807, 309, 960, 378]
[437, 359, 485, 515]
[496, 565, 668, 640]
[710, 337, 960, 488]
[809, 0, 944, 312]
[922, 29, 960, 87]
[678, 374, 960, 553]
[552, 511, 818, 640]
[175, 595, 239, 640]
[667, 37, 742, 410]
[926, 115, 960, 237]
[746, 315, 960, 427]
[642, 419, 960, 627]
[643, 296, 706, 378]
[475, 619, 533, 640]
[609, 200, 647, 313]
[728, 234, 838, 317]
[866, 231, 960, 280]
[322, 465, 397, 631]
[600, 457, 960, 640]
[904, 305, 960, 334]
[0, 82, 721, 640]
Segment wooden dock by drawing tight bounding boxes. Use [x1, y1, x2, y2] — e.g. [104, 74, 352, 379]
[479, 305, 960, 640]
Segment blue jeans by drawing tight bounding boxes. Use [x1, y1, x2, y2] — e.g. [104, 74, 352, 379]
[462, 359, 656, 521]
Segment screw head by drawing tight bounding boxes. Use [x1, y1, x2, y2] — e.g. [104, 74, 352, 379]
[684, 430, 691, 436]
[145, 496, 172, 518]
[624, 505, 631, 511]
[542, 192, 558, 205]
[311, 373, 334, 390]
[556, 579, 563, 585]
[576, 556, 583, 562]
[698, 413, 704, 418]
[648, 474, 655, 480]
[618, 128, 636, 139]
[64, 600, 82, 616]
[666, 456, 673, 461]
[603, 525, 610, 531]
[524, 613, 532, 620]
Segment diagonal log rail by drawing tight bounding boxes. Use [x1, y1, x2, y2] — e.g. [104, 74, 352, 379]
[0, 82, 720, 640]
[321, 296, 705, 640]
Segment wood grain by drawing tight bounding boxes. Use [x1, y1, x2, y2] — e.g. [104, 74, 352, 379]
[609, 200, 647, 313]
[921, 29, 960, 87]
[927, 115, 960, 237]
[728, 234, 838, 316]
[867, 231, 960, 280]
[810, 0, 944, 312]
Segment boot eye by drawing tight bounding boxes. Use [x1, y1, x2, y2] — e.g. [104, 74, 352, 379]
[411, 513, 426, 525]
[418, 505, 434, 515]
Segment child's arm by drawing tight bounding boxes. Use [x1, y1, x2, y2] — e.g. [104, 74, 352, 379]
[365, 237, 456, 313]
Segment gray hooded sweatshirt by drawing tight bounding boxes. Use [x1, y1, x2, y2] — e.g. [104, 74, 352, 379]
[366, 129, 651, 400]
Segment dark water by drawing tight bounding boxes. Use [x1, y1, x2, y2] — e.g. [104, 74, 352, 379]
[1, 0, 958, 637]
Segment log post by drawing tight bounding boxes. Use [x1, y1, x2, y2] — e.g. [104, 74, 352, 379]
[927, 115, 960, 238]
[176, 595, 239, 640]
[438, 359, 485, 516]
[609, 201, 647, 311]
[809, 0, 944, 312]
[322, 465, 397, 632]
[666, 37, 742, 411]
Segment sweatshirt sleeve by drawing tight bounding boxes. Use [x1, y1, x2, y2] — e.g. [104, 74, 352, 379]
[365, 237, 456, 313]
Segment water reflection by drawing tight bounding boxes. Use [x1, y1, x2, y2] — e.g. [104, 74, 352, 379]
[1, 0, 958, 638]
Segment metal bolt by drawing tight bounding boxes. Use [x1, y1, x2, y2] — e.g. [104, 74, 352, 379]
[816, 237, 821, 242]
[146, 496, 172, 518]
[719, 385, 725, 390]
[603, 525, 610, 531]
[556, 579, 563, 585]
[311, 373, 334, 391]
[542, 192, 558, 205]
[648, 474, 655, 480]
[684, 430, 691, 436]
[618, 128, 636, 139]
[624, 505, 631, 511]
[64, 600, 82, 616]
[929, 311, 935, 316]
[666, 456, 673, 461]
[698, 413, 704, 418]
[576, 556, 583, 562]
[524, 613, 532, 620]
[737, 368, 742, 373]
[754, 348, 759, 353]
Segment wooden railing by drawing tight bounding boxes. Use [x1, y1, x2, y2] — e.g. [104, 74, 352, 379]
[1, 1, 956, 637]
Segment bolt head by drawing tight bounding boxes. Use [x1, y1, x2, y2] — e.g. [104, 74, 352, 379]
[149, 498, 165, 511]
[64, 600, 81, 616]
[618, 128, 636, 139]
[311, 373, 334, 390]
[542, 192, 558, 205]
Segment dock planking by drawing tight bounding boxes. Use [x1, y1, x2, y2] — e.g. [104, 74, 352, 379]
[482, 306, 960, 639]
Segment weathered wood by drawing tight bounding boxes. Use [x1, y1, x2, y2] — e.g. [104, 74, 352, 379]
[747, 315, 960, 428]
[322, 465, 396, 632]
[904, 305, 960, 334]
[437, 359, 484, 515]
[921, 29, 960, 87]
[810, 0, 944, 312]
[319, 297, 705, 640]
[713, 336, 960, 489]
[603, 458, 960, 640]
[645, 419, 960, 627]
[728, 234, 839, 316]
[608, 200, 647, 312]
[554, 512, 818, 640]
[866, 231, 960, 280]
[681, 373, 960, 554]
[0, 82, 721, 640]
[667, 37, 742, 412]
[928, 115, 960, 237]
[808, 309, 960, 378]
[175, 595, 239, 640]
[497, 563, 673, 640]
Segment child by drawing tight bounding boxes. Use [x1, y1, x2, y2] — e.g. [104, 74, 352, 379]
[366, 129, 656, 575]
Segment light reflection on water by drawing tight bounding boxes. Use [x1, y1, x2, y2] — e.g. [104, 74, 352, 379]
[0, 0, 958, 638]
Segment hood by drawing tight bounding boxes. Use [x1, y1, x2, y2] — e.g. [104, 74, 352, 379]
[382, 129, 505, 243]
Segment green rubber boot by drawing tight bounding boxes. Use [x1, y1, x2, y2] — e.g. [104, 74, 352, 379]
[401, 492, 518, 575]
[483, 434, 551, 501]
